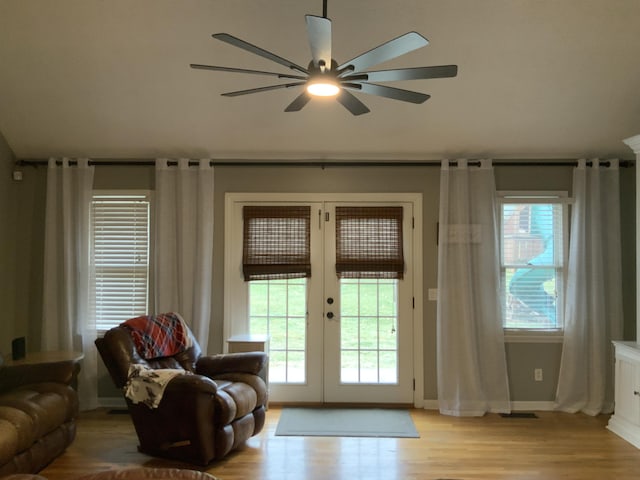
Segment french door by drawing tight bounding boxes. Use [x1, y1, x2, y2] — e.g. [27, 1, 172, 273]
[322, 202, 414, 403]
[224, 194, 420, 405]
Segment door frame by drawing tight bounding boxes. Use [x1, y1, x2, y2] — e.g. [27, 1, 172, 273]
[223, 192, 424, 407]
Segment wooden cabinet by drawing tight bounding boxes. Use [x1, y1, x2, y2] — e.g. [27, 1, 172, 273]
[608, 341, 640, 448]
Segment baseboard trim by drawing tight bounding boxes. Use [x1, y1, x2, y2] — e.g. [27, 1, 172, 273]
[423, 400, 439, 410]
[98, 397, 126, 409]
[422, 400, 557, 412]
[607, 415, 640, 449]
[100, 396, 555, 412]
[511, 401, 556, 411]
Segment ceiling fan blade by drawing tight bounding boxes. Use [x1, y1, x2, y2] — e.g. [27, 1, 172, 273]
[336, 90, 370, 116]
[285, 92, 312, 112]
[190, 64, 307, 80]
[346, 65, 458, 82]
[337, 32, 429, 74]
[213, 33, 308, 74]
[306, 15, 332, 69]
[344, 82, 430, 104]
[221, 82, 305, 97]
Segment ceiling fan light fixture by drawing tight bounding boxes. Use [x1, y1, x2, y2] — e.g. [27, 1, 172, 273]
[306, 77, 340, 97]
[193, 0, 457, 114]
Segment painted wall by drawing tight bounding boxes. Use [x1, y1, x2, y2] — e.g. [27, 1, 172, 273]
[0, 132, 16, 358]
[3, 159, 636, 405]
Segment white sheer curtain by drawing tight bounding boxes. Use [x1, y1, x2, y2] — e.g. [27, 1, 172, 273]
[555, 159, 623, 415]
[437, 159, 511, 416]
[154, 159, 214, 352]
[42, 158, 98, 411]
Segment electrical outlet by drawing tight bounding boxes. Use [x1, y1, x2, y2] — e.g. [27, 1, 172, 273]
[534, 368, 543, 382]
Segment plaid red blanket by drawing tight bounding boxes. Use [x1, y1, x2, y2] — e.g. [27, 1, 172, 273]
[121, 312, 193, 359]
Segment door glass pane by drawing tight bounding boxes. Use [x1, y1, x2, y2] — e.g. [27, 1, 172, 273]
[249, 278, 307, 383]
[339, 278, 398, 384]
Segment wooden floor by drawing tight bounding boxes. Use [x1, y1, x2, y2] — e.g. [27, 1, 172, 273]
[40, 407, 640, 480]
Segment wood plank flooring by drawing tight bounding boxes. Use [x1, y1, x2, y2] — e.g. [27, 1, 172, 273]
[40, 407, 640, 480]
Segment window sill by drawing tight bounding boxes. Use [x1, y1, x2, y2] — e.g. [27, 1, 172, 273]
[504, 330, 564, 344]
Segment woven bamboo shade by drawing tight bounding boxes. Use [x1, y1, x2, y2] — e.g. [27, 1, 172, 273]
[242, 205, 311, 281]
[335, 206, 404, 279]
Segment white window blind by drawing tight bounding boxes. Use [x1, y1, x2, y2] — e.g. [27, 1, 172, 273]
[92, 193, 150, 331]
[500, 196, 566, 330]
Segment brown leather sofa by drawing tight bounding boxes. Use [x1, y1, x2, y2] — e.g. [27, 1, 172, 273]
[95, 323, 268, 465]
[0, 358, 80, 476]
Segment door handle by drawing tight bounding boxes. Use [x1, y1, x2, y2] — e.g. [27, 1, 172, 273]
[326, 312, 334, 319]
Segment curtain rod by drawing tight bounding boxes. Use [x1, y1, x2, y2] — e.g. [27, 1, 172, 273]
[15, 159, 634, 168]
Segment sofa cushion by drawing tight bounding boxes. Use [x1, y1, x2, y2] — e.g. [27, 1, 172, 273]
[0, 385, 75, 441]
[213, 372, 267, 408]
[19, 383, 79, 420]
[219, 382, 257, 419]
[0, 407, 36, 458]
[0, 418, 20, 465]
[212, 380, 257, 425]
[0, 359, 80, 475]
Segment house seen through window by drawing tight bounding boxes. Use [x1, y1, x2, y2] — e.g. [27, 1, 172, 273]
[499, 193, 567, 331]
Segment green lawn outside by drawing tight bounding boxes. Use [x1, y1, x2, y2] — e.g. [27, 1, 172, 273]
[249, 278, 399, 383]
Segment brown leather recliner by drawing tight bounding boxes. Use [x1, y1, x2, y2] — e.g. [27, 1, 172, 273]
[95, 321, 268, 465]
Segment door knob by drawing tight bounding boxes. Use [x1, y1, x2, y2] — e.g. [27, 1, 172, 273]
[327, 297, 334, 304]
[326, 312, 334, 319]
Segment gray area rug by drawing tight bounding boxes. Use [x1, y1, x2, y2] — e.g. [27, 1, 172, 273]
[275, 407, 420, 438]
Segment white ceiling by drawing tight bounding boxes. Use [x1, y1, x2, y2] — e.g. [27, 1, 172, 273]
[1, 0, 639, 161]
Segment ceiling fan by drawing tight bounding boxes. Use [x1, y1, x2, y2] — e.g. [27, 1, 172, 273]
[190, 0, 458, 116]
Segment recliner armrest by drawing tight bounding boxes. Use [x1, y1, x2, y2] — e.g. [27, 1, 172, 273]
[196, 352, 267, 377]
[162, 373, 218, 396]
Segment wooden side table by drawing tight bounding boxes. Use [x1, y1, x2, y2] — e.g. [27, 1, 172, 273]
[5, 351, 84, 366]
[4, 351, 84, 389]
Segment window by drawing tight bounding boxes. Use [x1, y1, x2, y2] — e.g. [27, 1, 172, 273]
[249, 277, 307, 383]
[339, 277, 399, 383]
[499, 193, 567, 331]
[91, 192, 150, 331]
